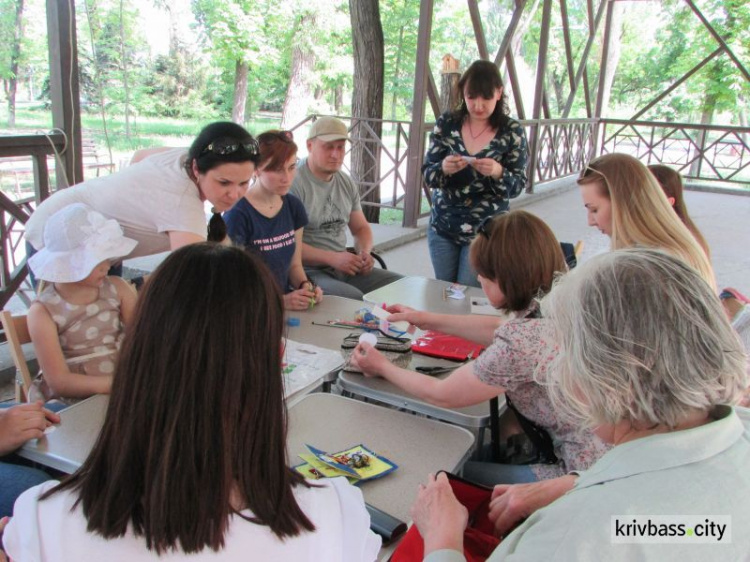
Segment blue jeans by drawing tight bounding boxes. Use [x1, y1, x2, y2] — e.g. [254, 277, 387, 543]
[427, 227, 479, 287]
[0, 461, 52, 517]
[0, 402, 66, 517]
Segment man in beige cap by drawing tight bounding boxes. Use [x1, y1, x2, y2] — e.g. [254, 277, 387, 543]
[291, 116, 401, 299]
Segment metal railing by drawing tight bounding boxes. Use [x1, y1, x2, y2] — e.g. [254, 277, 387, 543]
[2, 118, 747, 308]
[599, 119, 750, 186]
[0, 134, 65, 310]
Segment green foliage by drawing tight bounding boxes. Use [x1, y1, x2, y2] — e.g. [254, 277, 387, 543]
[611, 0, 750, 121]
[2, 0, 748, 130]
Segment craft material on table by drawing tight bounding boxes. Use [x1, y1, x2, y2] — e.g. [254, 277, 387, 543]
[294, 443, 398, 485]
[443, 283, 467, 301]
[282, 339, 344, 397]
[411, 330, 485, 361]
[370, 305, 411, 336]
[469, 296, 513, 317]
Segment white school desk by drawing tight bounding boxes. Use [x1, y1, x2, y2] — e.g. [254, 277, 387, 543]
[287, 295, 493, 442]
[19, 393, 475, 527]
[16, 367, 338, 473]
[363, 275, 485, 314]
[359, 277, 505, 448]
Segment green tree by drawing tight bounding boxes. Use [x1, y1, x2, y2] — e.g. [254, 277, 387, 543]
[0, 0, 25, 126]
[192, 0, 266, 124]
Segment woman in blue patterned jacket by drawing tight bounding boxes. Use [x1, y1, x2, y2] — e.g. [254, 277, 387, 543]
[422, 60, 528, 286]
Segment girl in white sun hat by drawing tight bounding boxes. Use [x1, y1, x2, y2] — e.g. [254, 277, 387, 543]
[26, 203, 138, 401]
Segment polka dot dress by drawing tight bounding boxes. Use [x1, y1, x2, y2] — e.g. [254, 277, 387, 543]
[36, 278, 124, 378]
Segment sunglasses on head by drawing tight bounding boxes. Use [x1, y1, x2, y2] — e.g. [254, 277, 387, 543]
[579, 164, 612, 192]
[200, 137, 260, 157]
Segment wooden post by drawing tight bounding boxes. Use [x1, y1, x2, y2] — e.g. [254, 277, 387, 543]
[47, 0, 83, 191]
[403, 0, 434, 228]
[440, 54, 460, 113]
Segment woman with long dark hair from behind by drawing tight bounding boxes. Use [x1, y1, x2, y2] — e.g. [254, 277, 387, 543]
[3, 244, 380, 560]
[647, 164, 710, 255]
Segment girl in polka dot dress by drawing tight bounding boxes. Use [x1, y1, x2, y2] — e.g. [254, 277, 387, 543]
[26, 203, 138, 401]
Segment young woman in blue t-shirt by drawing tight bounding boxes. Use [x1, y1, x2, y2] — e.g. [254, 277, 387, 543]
[224, 131, 323, 310]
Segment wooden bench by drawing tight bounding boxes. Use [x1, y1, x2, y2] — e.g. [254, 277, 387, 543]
[0, 135, 114, 193]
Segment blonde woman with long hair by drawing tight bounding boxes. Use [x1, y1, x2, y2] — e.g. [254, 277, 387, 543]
[578, 153, 716, 289]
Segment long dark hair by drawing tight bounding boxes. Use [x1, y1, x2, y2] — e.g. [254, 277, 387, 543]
[43, 244, 314, 553]
[470, 210, 566, 311]
[647, 164, 710, 256]
[452, 60, 510, 130]
[186, 122, 261, 242]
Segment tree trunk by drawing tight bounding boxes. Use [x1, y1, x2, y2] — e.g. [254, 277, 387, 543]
[598, 2, 624, 117]
[390, 2, 407, 122]
[690, 95, 716, 178]
[7, 0, 26, 127]
[349, 0, 384, 224]
[119, 0, 131, 144]
[281, 12, 317, 129]
[334, 84, 343, 113]
[232, 60, 248, 124]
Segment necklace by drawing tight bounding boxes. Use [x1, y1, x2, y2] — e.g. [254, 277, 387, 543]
[467, 120, 491, 139]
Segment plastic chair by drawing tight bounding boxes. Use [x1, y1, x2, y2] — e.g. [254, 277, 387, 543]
[1, 311, 35, 402]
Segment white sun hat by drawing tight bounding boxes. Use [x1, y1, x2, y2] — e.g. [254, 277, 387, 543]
[28, 203, 138, 283]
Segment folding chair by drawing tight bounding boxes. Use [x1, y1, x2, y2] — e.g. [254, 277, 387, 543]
[1, 311, 35, 403]
[346, 247, 388, 269]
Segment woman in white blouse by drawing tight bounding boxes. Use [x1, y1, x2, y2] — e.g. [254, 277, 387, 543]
[3, 243, 380, 561]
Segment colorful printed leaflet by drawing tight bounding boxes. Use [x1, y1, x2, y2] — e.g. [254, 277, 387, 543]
[294, 444, 398, 485]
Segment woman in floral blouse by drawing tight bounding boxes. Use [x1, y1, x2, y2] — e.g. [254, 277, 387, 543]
[351, 211, 610, 485]
[422, 60, 528, 287]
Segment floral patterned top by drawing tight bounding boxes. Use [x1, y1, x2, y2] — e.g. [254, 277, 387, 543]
[472, 302, 611, 480]
[422, 111, 528, 245]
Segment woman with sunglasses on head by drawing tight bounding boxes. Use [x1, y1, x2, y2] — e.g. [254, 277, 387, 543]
[578, 153, 715, 287]
[25, 122, 260, 278]
[351, 210, 610, 485]
[423, 60, 528, 287]
[3, 244, 380, 561]
[224, 130, 323, 310]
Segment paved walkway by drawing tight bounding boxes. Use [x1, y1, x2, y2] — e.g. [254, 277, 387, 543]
[379, 183, 750, 290]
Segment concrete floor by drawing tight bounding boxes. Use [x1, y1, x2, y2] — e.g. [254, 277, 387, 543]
[379, 186, 750, 291]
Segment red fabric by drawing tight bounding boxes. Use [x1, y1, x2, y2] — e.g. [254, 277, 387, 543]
[391, 475, 500, 562]
[411, 331, 485, 361]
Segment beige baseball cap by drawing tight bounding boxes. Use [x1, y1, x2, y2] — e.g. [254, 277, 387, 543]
[307, 116, 350, 142]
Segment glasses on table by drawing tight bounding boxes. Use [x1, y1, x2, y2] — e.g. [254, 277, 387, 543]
[200, 137, 260, 157]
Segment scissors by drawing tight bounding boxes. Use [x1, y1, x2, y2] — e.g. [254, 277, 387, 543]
[415, 365, 455, 376]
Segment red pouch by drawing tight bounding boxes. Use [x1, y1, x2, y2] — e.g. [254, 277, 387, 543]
[390, 472, 500, 562]
[411, 331, 485, 361]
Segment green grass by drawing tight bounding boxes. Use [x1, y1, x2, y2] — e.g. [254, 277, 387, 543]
[2, 107, 432, 224]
